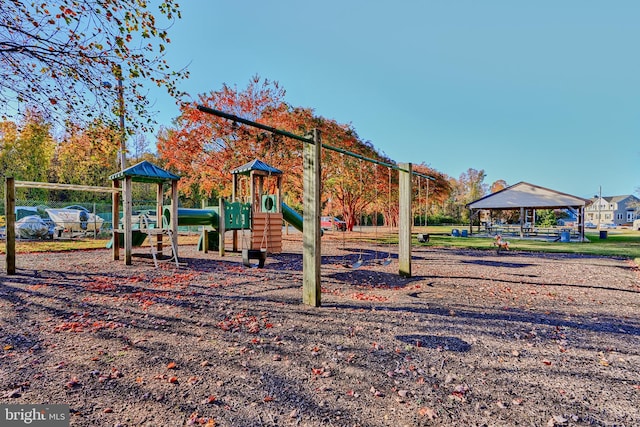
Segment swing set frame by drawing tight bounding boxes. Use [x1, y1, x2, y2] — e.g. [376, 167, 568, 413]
[196, 105, 434, 307]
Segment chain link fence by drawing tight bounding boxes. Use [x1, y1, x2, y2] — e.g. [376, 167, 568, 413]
[1, 199, 201, 240]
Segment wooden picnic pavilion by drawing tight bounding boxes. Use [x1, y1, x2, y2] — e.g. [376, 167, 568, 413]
[466, 182, 590, 242]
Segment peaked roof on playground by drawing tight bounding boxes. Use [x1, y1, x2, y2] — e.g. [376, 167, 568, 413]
[109, 160, 181, 183]
[466, 182, 589, 210]
[231, 159, 283, 176]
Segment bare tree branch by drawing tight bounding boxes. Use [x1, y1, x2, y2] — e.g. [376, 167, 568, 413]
[0, 0, 189, 133]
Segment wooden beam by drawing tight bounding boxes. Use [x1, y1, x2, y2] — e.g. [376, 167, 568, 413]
[112, 179, 120, 260]
[156, 183, 164, 253]
[303, 129, 322, 307]
[14, 180, 121, 193]
[170, 180, 179, 259]
[218, 197, 226, 256]
[124, 176, 132, 265]
[5, 177, 16, 275]
[398, 162, 412, 278]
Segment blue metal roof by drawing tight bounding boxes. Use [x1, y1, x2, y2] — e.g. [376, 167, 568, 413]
[109, 160, 180, 183]
[230, 159, 283, 176]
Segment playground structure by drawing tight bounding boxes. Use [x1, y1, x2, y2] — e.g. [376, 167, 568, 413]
[109, 158, 305, 268]
[109, 160, 180, 267]
[3, 109, 433, 309]
[165, 160, 305, 267]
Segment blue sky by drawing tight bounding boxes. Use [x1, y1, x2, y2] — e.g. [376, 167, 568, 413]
[151, 1, 639, 199]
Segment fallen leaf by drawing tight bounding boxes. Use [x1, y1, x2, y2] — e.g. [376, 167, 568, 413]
[166, 361, 177, 369]
[263, 396, 274, 402]
[66, 376, 81, 389]
[168, 376, 178, 384]
[418, 407, 437, 419]
[103, 408, 113, 413]
[542, 359, 552, 366]
[370, 385, 384, 397]
[548, 415, 568, 426]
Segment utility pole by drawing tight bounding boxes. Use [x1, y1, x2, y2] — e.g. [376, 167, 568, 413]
[597, 185, 602, 230]
[103, 65, 126, 171]
[117, 73, 126, 171]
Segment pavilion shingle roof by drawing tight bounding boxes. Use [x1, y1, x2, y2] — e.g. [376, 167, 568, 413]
[467, 182, 588, 210]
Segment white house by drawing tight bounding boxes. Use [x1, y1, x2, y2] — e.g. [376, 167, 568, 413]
[585, 195, 640, 227]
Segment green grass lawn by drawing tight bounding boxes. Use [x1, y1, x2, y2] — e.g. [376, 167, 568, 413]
[3, 227, 640, 265]
[412, 226, 640, 261]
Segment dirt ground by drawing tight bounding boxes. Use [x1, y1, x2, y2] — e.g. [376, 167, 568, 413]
[1, 233, 640, 427]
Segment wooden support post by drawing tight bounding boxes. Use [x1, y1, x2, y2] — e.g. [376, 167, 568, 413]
[579, 206, 585, 242]
[170, 180, 179, 259]
[218, 197, 226, 256]
[5, 177, 16, 275]
[156, 182, 164, 252]
[231, 173, 238, 252]
[112, 179, 120, 260]
[200, 199, 208, 254]
[124, 176, 132, 265]
[519, 207, 524, 238]
[398, 162, 412, 278]
[303, 129, 322, 307]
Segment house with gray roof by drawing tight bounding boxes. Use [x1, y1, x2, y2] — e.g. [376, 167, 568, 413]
[584, 194, 640, 227]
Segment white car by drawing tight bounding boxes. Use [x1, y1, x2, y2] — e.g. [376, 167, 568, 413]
[599, 223, 616, 229]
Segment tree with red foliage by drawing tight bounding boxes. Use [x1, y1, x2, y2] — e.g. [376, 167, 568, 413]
[158, 76, 452, 227]
[157, 76, 287, 200]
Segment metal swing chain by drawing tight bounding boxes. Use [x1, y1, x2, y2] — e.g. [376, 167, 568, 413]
[352, 159, 365, 268]
[259, 134, 276, 251]
[384, 167, 393, 264]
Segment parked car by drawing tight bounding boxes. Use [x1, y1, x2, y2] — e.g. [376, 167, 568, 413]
[599, 223, 616, 229]
[584, 222, 597, 229]
[320, 216, 347, 231]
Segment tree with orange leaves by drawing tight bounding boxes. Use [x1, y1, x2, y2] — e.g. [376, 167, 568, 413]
[157, 76, 452, 226]
[157, 76, 287, 201]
